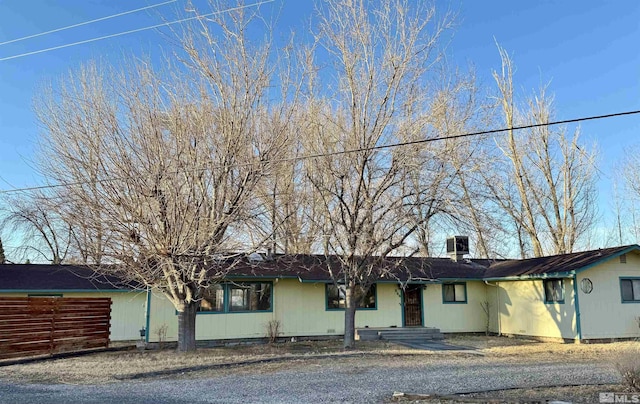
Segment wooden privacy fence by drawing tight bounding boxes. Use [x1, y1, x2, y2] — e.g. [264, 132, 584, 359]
[0, 297, 111, 360]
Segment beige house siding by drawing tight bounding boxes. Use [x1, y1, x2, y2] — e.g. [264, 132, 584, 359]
[577, 251, 640, 340]
[484, 282, 500, 334]
[141, 250, 640, 343]
[495, 279, 577, 340]
[147, 279, 403, 342]
[273, 280, 402, 336]
[422, 281, 489, 333]
[0, 291, 146, 341]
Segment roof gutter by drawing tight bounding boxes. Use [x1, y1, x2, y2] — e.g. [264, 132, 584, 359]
[483, 272, 574, 282]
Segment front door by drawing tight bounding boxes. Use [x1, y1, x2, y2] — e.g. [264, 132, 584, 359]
[403, 285, 423, 327]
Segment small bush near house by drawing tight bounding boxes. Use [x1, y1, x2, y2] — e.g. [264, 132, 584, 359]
[265, 320, 282, 344]
[154, 324, 169, 348]
[616, 347, 640, 392]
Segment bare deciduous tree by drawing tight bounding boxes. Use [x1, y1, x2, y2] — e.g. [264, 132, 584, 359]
[303, 0, 453, 349]
[35, 3, 291, 351]
[620, 145, 640, 245]
[486, 45, 598, 257]
[407, 67, 497, 258]
[1, 193, 71, 264]
[252, 110, 326, 255]
[0, 237, 7, 264]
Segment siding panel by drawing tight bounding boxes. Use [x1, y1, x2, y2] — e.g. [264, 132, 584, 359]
[578, 251, 640, 339]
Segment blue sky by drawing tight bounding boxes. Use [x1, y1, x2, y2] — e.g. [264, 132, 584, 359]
[0, 0, 639, 247]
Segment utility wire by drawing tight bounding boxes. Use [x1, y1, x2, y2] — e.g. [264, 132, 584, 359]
[0, 0, 275, 61]
[0, 0, 177, 46]
[0, 109, 638, 195]
[307, 110, 640, 158]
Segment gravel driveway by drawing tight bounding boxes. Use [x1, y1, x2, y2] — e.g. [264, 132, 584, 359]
[0, 357, 619, 403]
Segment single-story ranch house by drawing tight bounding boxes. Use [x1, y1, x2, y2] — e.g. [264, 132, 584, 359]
[2, 241, 640, 344]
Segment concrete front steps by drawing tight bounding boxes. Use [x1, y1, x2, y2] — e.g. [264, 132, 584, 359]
[356, 327, 444, 343]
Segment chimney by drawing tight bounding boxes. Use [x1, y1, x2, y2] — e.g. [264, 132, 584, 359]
[446, 236, 469, 262]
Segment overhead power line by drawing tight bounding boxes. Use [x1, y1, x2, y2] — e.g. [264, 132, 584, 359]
[1, 109, 638, 196]
[0, 0, 177, 46]
[0, 0, 275, 61]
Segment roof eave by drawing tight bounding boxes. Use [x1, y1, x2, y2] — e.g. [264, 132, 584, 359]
[570, 244, 640, 276]
[0, 288, 135, 293]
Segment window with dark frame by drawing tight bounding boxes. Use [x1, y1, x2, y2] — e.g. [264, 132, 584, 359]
[543, 279, 564, 303]
[326, 284, 376, 310]
[442, 283, 467, 303]
[197, 282, 272, 313]
[621, 278, 640, 302]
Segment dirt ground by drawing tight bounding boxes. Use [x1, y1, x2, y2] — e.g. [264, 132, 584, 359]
[1, 336, 638, 396]
[391, 384, 622, 403]
[446, 335, 640, 362]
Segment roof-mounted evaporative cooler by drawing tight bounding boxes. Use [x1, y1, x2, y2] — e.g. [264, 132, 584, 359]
[446, 236, 469, 262]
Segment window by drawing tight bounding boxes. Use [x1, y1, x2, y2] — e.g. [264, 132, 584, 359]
[199, 284, 224, 312]
[442, 283, 467, 303]
[198, 282, 272, 313]
[229, 283, 272, 312]
[544, 279, 564, 303]
[621, 278, 640, 303]
[326, 284, 376, 310]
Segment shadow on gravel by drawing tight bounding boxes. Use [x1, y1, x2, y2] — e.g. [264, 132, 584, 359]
[114, 348, 481, 381]
[114, 352, 368, 380]
[395, 341, 478, 351]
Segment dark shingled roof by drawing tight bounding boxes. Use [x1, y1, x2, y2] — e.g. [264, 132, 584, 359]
[1, 244, 638, 290]
[226, 254, 491, 282]
[485, 245, 638, 278]
[0, 264, 132, 291]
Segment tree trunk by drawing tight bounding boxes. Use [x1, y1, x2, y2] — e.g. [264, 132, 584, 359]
[343, 285, 356, 350]
[177, 301, 198, 352]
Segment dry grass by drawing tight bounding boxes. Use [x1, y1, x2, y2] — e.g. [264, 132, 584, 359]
[612, 345, 640, 392]
[2, 337, 639, 385]
[0, 340, 405, 384]
[446, 335, 640, 362]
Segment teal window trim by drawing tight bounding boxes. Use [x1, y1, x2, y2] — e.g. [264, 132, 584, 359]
[28, 293, 63, 297]
[442, 282, 467, 304]
[196, 310, 228, 315]
[543, 279, 565, 304]
[196, 281, 274, 314]
[325, 283, 378, 311]
[620, 277, 640, 303]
